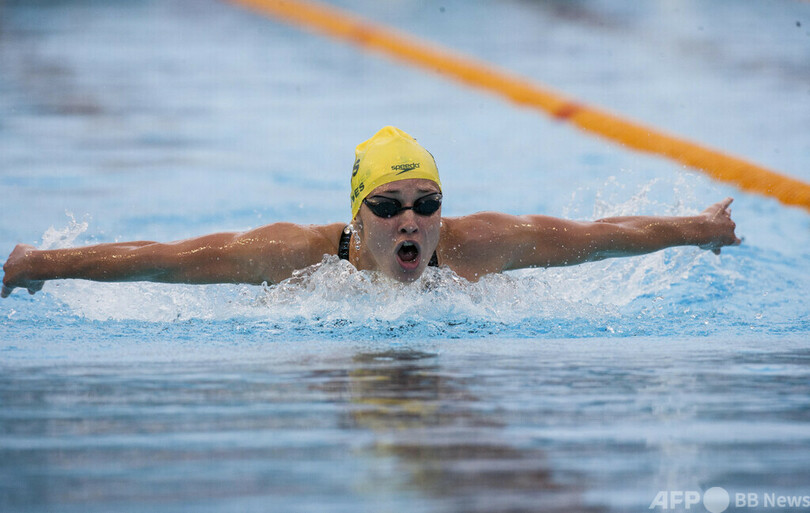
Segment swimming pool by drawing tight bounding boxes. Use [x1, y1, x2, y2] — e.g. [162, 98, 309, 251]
[2, 1, 809, 511]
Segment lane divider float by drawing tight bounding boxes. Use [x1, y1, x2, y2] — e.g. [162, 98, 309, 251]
[229, 0, 810, 212]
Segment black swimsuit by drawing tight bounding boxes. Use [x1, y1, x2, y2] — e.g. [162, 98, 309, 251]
[338, 226, 438, 267]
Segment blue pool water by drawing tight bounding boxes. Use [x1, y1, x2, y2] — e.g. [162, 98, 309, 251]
[1, 1, 809, 512]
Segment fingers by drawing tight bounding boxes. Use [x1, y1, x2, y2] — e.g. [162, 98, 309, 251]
[700, 198, 739, 256]
[713, 197, 734, 218]
[1, 282, 44, 297]
[702, 197, 734, 218]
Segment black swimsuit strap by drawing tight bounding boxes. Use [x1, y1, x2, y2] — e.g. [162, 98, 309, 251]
[338, 225, 438, 267]
[338, 226, 352, 260]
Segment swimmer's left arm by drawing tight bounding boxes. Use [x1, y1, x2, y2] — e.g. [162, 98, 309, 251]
[503, 198, 741, 269]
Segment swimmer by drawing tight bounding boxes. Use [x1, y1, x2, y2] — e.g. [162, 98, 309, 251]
[1, 126, 741, 297]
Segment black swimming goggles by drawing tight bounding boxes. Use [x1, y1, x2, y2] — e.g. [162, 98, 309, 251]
[363, 193, 442, 218]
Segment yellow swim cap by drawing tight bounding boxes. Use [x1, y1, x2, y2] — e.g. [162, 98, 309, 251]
[350, 126, 441, 219]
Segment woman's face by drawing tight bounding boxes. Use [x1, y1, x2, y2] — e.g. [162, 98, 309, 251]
[355, 179, 442, 282]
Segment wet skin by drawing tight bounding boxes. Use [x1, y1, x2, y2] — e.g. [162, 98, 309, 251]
[350, 179, 442, 283]
[1, 184, 740, 296]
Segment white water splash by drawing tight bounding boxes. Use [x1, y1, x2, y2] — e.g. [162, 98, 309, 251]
[40, 212, 89, 250]
[46, 249, 701, 325]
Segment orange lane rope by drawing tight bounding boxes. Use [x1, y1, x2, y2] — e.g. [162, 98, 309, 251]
[229, 0, 810, 212]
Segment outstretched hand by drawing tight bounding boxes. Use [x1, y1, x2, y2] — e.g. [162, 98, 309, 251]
[698, 198, 742, 255]
[2, 244, 44, 298]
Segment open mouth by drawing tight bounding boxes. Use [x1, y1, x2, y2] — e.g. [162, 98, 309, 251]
[396, 241, 421, 270]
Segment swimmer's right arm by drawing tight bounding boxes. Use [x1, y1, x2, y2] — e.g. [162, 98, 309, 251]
[1, 223, 342, 297]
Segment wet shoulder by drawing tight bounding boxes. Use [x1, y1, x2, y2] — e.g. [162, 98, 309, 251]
[438, 213, 518, 280]
[309, 223, 346, 255]
[440, 212, 521, 244]
[247, 222, 345, 259]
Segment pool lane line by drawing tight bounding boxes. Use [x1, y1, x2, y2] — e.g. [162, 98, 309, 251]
[228, 0, 810, 212]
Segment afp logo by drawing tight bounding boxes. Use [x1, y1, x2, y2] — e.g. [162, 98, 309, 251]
[649, 487, 730, 513]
